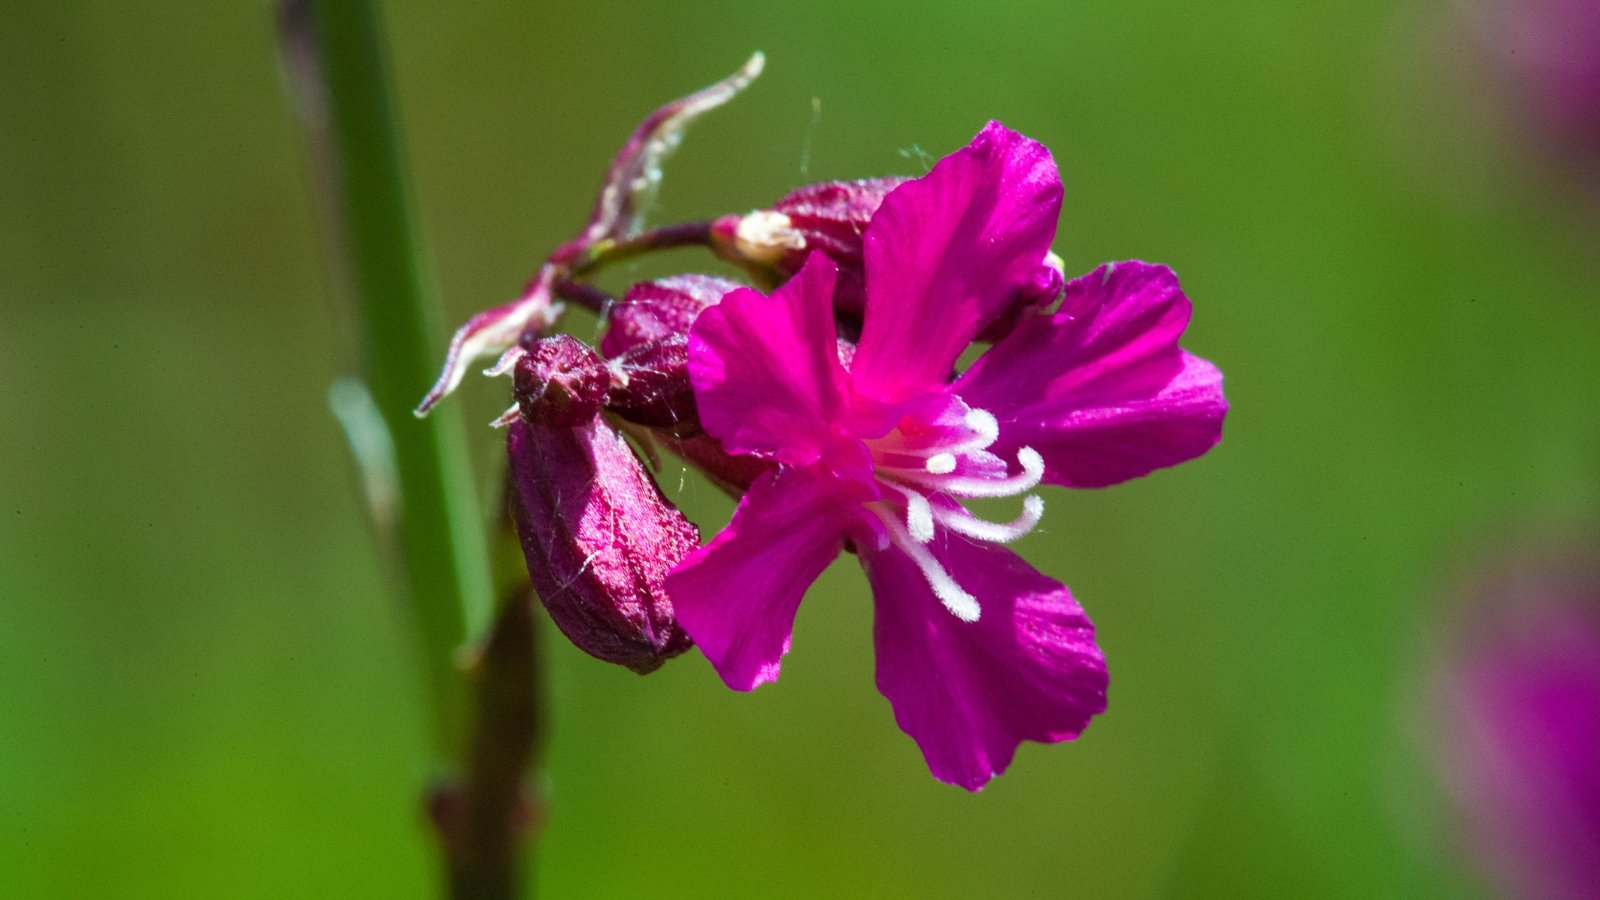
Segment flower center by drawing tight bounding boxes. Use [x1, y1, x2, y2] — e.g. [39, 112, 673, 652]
[863, 404, 1045, 622]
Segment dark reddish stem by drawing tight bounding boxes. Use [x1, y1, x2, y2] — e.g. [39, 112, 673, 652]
[551, 279, 615, 315]
[430, 587, 544, 900]
[570, 220, 716, 276]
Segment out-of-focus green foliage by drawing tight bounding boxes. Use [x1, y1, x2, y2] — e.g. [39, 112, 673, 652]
[2, 1, 1595, 896]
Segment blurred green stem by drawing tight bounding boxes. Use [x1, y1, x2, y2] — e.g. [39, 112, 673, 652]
[298, 0, 492, 764]
[282, 1, 536, 896]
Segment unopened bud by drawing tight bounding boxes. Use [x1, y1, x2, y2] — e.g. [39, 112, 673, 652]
[712, 177, 908, 314]
[513, 335, 610, 426]
[606, 337, 700, 436]
[507, 358, 697, 674]
[599, 275, 739, 359]
[708, 209, 806, 266]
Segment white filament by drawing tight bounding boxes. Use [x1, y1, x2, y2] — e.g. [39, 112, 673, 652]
[882, 484, 937, 544]
[962, 408, 1000, 445]
[862, 405, 1055, 623]
[872, 506, 980, 622]
[896, 447, 1044, 498]
[933, 495, 1044, 544]
[905, 492, 935, 543]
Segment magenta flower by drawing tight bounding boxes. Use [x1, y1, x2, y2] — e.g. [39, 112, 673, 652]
[1433, 550, 1600, 900]
[664, 122, 1227, 789]
[1470, 0, 1600, 168]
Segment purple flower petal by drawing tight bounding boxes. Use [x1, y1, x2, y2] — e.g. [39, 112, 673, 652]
[851, 121, 1062, 401]
[862, 530, 1107, 791]
[955, 261, 1226, 488]
[687, 254, 854, 467]
[666, 464, 861, 690]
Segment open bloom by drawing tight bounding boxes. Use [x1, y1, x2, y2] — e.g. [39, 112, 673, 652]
[665, 121, 1227, 789]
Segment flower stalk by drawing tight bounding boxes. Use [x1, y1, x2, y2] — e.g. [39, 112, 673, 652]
[280, 1, 536, 896]
[287, 0, 493, 761]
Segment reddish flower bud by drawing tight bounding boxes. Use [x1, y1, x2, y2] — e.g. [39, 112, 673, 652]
[506, 346, 698, 673]
[599, 275, 738, 359]
[711, 177, 908, 314]
[605, 337, 700, 436]
[513, 334, 610, 426]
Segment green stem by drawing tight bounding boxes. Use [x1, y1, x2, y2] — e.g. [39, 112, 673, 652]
[299, 0, 493, 763]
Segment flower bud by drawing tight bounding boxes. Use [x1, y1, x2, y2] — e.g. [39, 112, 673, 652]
[711, 177, 908, 314]
[605, 337, 700, 436]
[513, 334, 610, 426]
[506, 342, 698, 674]
[599, 275, 738, 359]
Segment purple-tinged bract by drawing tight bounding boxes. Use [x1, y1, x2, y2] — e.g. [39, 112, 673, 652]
[666, 121, 1228, 789]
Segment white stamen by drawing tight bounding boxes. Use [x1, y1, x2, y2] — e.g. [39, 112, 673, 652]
[925, 453, 957, 474]
[883, 484, 937, 544]
[872, 507, 979, 622]
[865, 405, 1001, 461]
[934, 495, 1044, 544]
[905, 493, 935, 543]
[897, 446, 1045, 498]
[962, 408, 999, 445]
[489, 403, 520, 428]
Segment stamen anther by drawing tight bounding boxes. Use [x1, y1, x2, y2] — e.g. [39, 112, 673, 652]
[962, 408, 999, 445]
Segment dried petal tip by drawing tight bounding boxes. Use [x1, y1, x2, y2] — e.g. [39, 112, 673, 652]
[513, 335, 610, 426]
[584, 52, 765, 244]
[508, 416, 699, 674]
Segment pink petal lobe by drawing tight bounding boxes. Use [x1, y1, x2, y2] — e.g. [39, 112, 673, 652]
[666, 464, 860, 690]
[955, 261, 1226, 488]
[852, 121, 1063, 401]
[687, 254, 852, 466]
[862, 532, 1107, 791]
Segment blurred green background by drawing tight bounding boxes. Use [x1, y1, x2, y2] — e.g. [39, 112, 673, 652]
[3, 0, 1597, 896]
